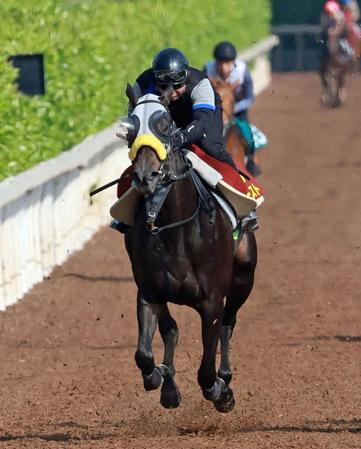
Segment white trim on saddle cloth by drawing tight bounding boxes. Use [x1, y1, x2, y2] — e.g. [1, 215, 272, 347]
[109, 150, 261, 225]
[185, 151, 260, 216]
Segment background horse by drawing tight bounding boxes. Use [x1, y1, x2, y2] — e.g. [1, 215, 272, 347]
[210, 77, 262, 174]
[122, 85, 257, 413]
[209, 77, 248, 168]
[320, 32, 355, 108]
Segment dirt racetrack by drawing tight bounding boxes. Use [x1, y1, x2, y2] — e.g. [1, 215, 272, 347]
[0, 73, 360, 449]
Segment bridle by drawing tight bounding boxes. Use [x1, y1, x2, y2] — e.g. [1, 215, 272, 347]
[132, 98, 201, 234]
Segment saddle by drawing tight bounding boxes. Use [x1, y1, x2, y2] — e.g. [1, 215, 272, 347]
[110, 145, 265, 226]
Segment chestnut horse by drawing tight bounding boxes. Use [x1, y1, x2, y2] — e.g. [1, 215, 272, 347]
[122, 85, 257, 413]
[210, 77, 262, 172]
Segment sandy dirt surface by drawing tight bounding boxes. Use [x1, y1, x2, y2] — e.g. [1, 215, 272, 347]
[0, 73, 360, 449]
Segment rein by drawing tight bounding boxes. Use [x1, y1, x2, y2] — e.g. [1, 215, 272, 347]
[145, 151, 201, 234]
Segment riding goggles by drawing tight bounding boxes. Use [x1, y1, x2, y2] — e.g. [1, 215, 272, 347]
[154, 69, 188, 87]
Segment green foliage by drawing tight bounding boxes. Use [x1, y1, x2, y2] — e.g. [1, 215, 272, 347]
[0, 0, 270, 180]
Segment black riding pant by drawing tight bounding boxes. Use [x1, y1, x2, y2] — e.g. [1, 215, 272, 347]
[198, 106, 237, 169]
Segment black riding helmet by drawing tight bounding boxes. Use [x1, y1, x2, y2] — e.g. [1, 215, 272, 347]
[213, 41, 237, 61]
[153, 48, 189, 87]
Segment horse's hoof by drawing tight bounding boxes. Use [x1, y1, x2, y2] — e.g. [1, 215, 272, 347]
[202, 377, 225, 401]
[160, 375, 182, 409]
[143, 366, 163, 391]
[213, 388, 235, 413]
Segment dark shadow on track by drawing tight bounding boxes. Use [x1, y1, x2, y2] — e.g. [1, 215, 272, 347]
[177, 419, 361, 436]
[312, 335, 361, 343]
[61, 273, 134, 283]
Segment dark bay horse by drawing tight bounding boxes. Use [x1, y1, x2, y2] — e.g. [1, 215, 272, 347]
[122, 85, 257, 412]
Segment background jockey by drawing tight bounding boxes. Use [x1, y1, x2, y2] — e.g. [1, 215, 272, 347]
[339, 0, 361, 53]
[131, 47, 237, 170]
[203, 41, 261, 177]
[321, 1, 346, 36]
[320, 1, 354, 58]
[339, 0, 360, 22]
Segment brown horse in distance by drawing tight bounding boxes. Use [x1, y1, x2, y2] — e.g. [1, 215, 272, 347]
[320, 27, 359, 108]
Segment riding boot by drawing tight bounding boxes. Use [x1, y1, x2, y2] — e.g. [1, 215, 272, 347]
[246, 158, 262, 177]
[110, 218, 131, 234]
[245, 136, 262, 177]
[235, 118, 262, 176]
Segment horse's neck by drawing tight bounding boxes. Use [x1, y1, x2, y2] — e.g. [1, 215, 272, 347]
[328, 35, 340, 54]
[159, 176, 198, 224]
[216, 85, 235, 125]
[225, 124, 247, 166]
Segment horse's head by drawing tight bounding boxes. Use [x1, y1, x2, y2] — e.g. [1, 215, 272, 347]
[209, 77, 240, 126]
[117, 84, 188, 195]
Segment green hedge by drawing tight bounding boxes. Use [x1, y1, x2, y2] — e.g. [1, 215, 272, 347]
[0, 0, 270, 181]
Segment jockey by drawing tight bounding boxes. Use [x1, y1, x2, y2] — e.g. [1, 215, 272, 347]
[339, 0, 360, 22]
[131, 47, 237, 170]
[203, 41, 260, 177]
[321, 1, 354, 58]
[339, 0, 361, 53]
[111, 48, 259, 234]
[321, 1, 345, 36]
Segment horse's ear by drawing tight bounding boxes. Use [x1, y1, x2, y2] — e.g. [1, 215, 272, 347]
[126, 83, 139, 106]
[159, 83, 173, 107]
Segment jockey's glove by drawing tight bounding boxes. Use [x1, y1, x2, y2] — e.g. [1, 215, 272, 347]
[171, 129, 188, 149]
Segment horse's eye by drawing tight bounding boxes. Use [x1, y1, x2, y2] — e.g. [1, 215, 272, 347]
[149, 111, 173, 141]
[157, 116, 172, 135]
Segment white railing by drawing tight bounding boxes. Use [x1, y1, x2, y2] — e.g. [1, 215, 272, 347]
[0, 35, 278, 310]
[238, 35, 280, 94]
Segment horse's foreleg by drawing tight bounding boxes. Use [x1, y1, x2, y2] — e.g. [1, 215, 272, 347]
[134, 293, 163, 391]
[197, 298, 225, 402]
[158, 306, 182, 408]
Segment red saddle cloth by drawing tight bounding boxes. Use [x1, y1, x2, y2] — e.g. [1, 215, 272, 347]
[189, 145, 265, 201]
[117, 145, 265, 201]
[117, 165, 133, 198]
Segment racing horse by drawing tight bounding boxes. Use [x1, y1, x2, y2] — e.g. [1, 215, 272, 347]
[209, 77, 263, 175]
[121, 84, 257, 413]
[320, 32, 355, 107]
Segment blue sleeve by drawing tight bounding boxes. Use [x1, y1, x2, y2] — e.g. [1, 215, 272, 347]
[234, 67, 254, 115]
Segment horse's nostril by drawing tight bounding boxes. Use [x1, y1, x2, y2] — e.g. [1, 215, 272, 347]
[150, 171, 161, 178]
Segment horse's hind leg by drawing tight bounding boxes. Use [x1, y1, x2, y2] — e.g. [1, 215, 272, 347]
[197, 297, 225, 403]
[158, 306, 182, 408]
[134, 292, 163, 391]
[215, 232, 257, 413]
[319, 57, 330, 105]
